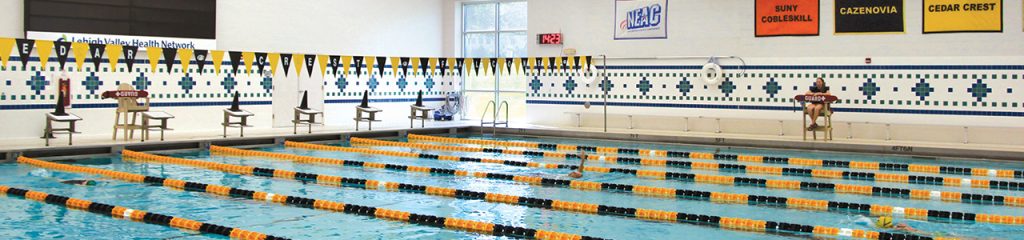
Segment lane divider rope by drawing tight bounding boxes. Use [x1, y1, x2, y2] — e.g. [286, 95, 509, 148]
[0, 184, 289, 240]
[346, 138, 1023, 207]
[18, 156, 597, 240]
[258, 144, 1024, 226]
[140, 148, 939, 239]
[408, 134, 1024, 180]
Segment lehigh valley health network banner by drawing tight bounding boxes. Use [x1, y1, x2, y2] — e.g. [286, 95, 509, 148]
[614, 0, 668, 40]
[834, 0, 905, 34]
[923, 0, 1002, 33]
[755, 0, 819, 37]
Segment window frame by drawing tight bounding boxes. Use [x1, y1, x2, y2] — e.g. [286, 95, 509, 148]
[460, 0, 527, 120]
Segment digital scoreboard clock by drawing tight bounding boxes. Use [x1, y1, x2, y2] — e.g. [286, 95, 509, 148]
[537, 33, 562, 45]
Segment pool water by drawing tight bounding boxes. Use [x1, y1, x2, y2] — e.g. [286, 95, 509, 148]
[0, 134, 1021, 239]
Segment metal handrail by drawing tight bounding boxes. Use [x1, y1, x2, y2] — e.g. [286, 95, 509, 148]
[495, 101, 509, 126]
[480, 100, 495, 134]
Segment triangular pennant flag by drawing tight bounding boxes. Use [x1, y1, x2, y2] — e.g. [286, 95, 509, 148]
[317, 55, 328, 78]
[230, 91, 241, 111]
[342, 56, 353, 77]
[210, 50, 224, 75]
[122, 46, 138, 72]
[536, 58, 545, 74]
[328, 55, 341, 76]
[35, 40, 54, 70]
[360, 90, 370, 108]
[242, 52, 255, 75]
[293, 54, 305, 77]
[268, 53, 280, 75]
[298, 91, 309, 109]
[515, 58, 524, 75]
[555, 56, 565, 72]
[419, 57, 430, 76]
[504, 58, 513, 75]
[228, 51, 242, 74]
[390, 56, 400, 77]
[471, 58, 481, 76]
[16, 39, 35, 69]
[454, 58, 464, 76]
[399, 57, 410, 76]
[304, 54, 316, 77]
[177, 48, 193, 73]
[352, 56, 363, 77]
[488, 58, 496, 76]
[193, 49, 208, 74]
[364, 56, 375, 77]
[162, 48, 178, 74]
[88, 43, 105, 71]
[0, 38, 14, 68]
[547, 57, 555, 72]
[104, 44, 121, 72]
[585, 56, 592, 69]
[146, 46, 161, 73]
[415, 90, 423, 107]
[54, 41, 72, 70]
[481, 58, 491, 75]
[254, 52, 270, 74]
[571, 56, 581, 71]
[375, 56, 386, 77]
[437, 58, 447, 77]
[280, 53, 293, 76]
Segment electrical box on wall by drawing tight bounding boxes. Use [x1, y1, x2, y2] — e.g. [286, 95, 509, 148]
[537, 33, 562, 45]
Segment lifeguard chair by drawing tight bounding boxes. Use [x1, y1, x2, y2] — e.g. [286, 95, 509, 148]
[108, 84, 150, 140]
[796, 94, 838, 141]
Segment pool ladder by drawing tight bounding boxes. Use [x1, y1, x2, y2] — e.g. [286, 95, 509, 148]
[480, 100, 509, 135]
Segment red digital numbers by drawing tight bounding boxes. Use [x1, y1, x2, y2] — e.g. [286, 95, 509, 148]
[538, 33, 562, 45]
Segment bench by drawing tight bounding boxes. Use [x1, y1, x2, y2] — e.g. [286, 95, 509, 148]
[354, 106, 383, 131]
[42, 113, 82, 146]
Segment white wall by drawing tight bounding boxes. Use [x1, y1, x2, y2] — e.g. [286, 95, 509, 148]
[0, 0, 23, 38]
[527, 0, 1024, 58]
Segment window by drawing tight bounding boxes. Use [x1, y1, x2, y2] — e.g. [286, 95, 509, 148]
[462, 1, 527, 121]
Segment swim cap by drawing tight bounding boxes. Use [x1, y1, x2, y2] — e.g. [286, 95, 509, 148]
[876, 216, 893, 228]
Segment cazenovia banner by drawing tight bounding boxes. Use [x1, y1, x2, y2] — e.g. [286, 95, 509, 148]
[834, 0, 904, 34]
[755, 0, 820, 37]
[923, 0, 1002, 33]
[614, 0, 668, 40]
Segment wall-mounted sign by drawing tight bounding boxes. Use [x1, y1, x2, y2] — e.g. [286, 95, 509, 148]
[27, 31, 217, 49]
[537, 33, 563, 45]
[614, 0, 668, 40]
[755, 0, 820, 37]
[923, 0, 1002, 33]
[834, 0, 905, 34]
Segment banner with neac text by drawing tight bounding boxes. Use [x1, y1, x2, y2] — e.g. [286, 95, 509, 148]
[755, 0, 819, 37]
[614, 0, 668, 39]
[923, 0, 1002, 33]
[834, 0, 904, 34]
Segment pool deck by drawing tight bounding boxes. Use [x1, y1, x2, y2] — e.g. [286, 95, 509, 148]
[1, 120, 1021, 162]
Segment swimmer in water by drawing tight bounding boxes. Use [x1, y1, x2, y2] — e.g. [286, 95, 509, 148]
[876, 216, 922, 234]
[60, 180, 98, 186]
[568, 150, 586, 178]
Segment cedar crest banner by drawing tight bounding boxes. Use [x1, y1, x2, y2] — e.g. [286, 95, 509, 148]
[613, 0, 667, 40]
[923, 0, 1002, 33]
[755, 0, 819, 37]
[834, 0, 904, 34]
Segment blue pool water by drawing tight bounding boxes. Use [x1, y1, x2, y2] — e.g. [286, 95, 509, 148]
[0, 134, 1022, 239]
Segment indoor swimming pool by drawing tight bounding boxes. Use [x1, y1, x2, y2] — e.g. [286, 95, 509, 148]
[1, 134, 1022, 239]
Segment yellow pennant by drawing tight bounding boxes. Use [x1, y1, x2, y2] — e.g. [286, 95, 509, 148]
[447, 57, 456, 75]
[341, 56, 352, 77]
[177, 49, 193, 73]
[463, 58, 472, 75]
[35, 40, 54, 70]
[0, 38, 13, 68]
[390, 56, 400, 77]
[293, 54, 304, 76]
[104, 44, 121, 72]
[481, 58, 490, 75]
[71, 42, 88, 71]
[428, 58, 438, 75]
[146, 47, 162, 73]
[541, 57, 549, 72]
[365, 56, 375, 77]
[211, 50, 224, 75]
[268, 53, 280, 75]
[317, 55, 328, 78]
[527, 57, 536, 74]
[410, 57, 420, 76]
[242, 52, 255, 75]
[497, 58, 505, 75]
[513, 58, 522, 75]
[567, 56, 577, 71]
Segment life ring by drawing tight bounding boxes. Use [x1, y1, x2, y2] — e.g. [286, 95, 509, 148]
[577, 62, 599, 85]
[700, 63, 722, 85]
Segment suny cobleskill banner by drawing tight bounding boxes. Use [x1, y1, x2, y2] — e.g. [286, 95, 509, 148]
[755, 0, 819, 37]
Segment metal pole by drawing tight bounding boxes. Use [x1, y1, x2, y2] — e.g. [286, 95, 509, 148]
[601, 55, 608, 133]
